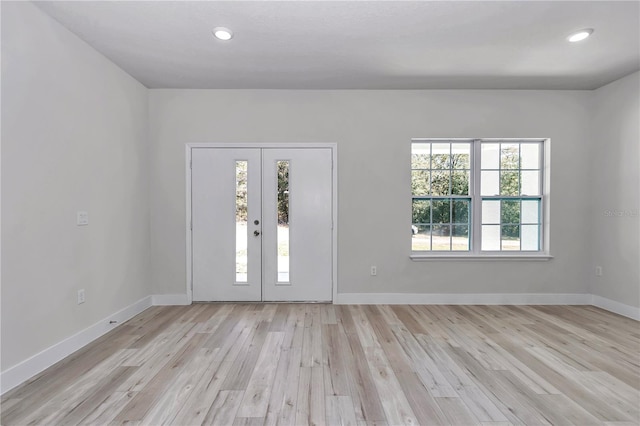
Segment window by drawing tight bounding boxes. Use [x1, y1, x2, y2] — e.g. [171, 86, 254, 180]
[411, 139, 547, 257]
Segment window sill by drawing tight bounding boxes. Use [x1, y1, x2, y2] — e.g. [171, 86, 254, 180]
[410, 253, 553, 261]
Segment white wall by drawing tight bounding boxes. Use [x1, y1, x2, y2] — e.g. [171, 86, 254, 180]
[1, 2, 150, 371]
[149, 89, 593, 297]
[590, 71, 640, 308]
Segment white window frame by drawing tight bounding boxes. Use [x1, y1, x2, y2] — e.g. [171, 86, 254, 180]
[411, 138, 552, 261]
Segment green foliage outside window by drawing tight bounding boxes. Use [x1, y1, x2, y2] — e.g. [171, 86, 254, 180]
[411, 145, 523, 240]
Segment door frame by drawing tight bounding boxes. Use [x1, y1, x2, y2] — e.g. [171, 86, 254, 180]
[185, 143, 338, 304]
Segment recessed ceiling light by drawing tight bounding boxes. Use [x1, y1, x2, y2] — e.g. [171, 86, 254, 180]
[567, 28, 594, 43]
[213, 27, 233, 41]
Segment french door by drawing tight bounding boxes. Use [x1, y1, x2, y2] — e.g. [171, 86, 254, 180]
[191, 147, 333, 302]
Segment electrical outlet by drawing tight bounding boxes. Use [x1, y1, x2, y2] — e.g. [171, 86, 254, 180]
[77, 289, 85, 304]
[370, 266, 377, 276]
[77, 211, 89, 226]
[595, 266, 603, 277]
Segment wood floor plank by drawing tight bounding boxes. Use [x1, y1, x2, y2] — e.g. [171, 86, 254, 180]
[296, 366, 326, 426]
[1, 327, 138, 422]
[195, 303, 235, 333]
[336, 306, 387, 423]
[12, 348, 137, 425]
[203, 390, 244, 425]
[457, 385, 510, 423]
[364, 306, 447, 425]
[139, 347, 220, 425]
[349, 305, 382, 349]
[446, 346, 552, 425]
[435, 396, 480, 425]
[236, 331, 285, 418]
[112, 333, 208, 423]
[363, 346, 419, 426]
[2, 303, 638, 426]
[269, 303, 291, 332]
[322, 324, 352, 397]
[233, 417, 266, 426]
[170, 320, 255, 426]
[391, 325, 458, 398]
[222, 320, 271, 390]
[301, 305, 323, 368]
[264, 346, 302, 426]
[118, 322, 199, 392]
[55, 366, 137, 425]
[77, 390, 136, 425]
[326, 395, 358, 426]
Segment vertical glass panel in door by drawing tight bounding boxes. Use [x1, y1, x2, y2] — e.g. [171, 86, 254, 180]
[235, 161, 248, 282]
[277, 161, 290, 283]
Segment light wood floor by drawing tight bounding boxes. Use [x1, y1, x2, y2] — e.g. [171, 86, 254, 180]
[1, 304, 639, 425]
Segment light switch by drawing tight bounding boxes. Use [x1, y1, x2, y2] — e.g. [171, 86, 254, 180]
[77, 211, 89, 226]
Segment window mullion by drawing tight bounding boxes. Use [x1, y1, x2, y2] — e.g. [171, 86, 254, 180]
[472, 139, 482, 254]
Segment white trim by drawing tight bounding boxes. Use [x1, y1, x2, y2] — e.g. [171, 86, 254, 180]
[185, 143, 338, 303]
[411, 138, 550, 255]
[188, 143, 337, 149]
[331, 146, 338, 304]
[0, 295, 153, 395]
[185, 145, 193, 304]
[335, 293, 591, 305]
[410, 254, 553, 261]
[152, 293, 191, 306]
[591, 295, 640, 321]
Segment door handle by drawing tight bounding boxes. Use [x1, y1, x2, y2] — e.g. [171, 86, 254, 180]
[254, 230, 261, 236]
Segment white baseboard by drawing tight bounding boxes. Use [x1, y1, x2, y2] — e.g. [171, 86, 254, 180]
[0, 295, 152, 395]
[591, 295, 640, 320]
[152, 293, 190, 305]
[335, 292, 591, 305]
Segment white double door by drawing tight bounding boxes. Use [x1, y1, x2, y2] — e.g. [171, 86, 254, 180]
[192, 147, 333, 302]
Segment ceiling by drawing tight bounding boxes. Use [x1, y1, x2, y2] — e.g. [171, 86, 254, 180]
[34, 1, 640, 90]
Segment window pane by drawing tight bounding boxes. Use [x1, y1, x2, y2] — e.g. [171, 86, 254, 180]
[500, 171, 519, 195]
[521, 144, 540, 169]
[452, 200, 470, 224]
[521, 171, 540, 196]
[501, 200, 520, 224]
[482, 200, 500, 224]
[481, 143, 499, 169]
[501, 225, 520, 250]
[411, 170, 430, 196]
[431, 200, 450, 223]
[235, 161, 248, 283]
[412, 199, 431, 224]
[482, 225, 500, 250]
[412, 224, 431, 251]
[451, 144, 470, 169]
[431, 143, 450, 169]
[521, 225, 539, 250]
[411, 143, 431, 169]
[481, 171, 499, 196]
[277, 161, 289, 282]
[432, 225, 451, 250]
[501, 144, 519, 169]
[452, 225, 470, 251]
[521, 200, 540, 224]
[451, 170, 469, 195]
[431, 171, 450, 196]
